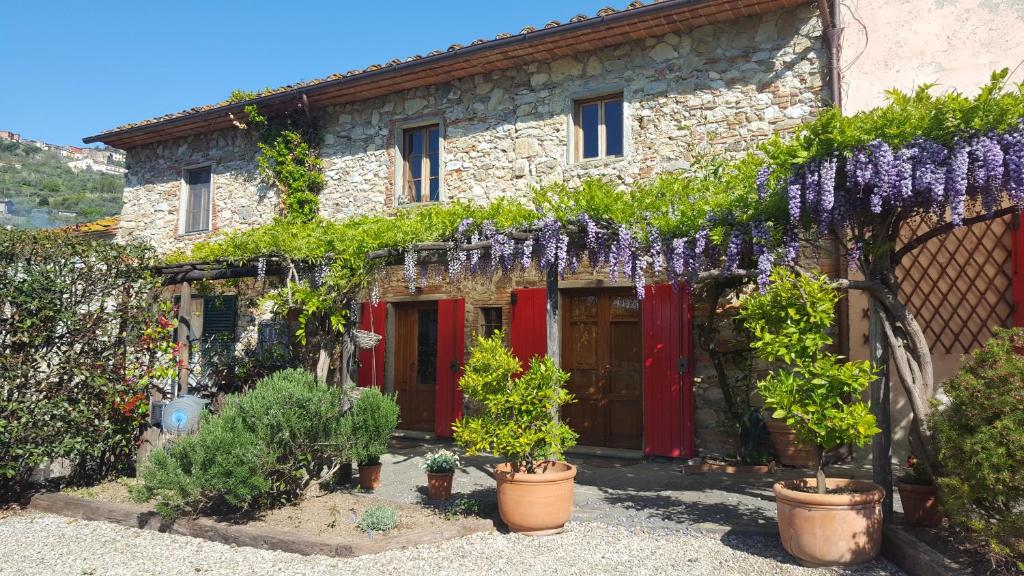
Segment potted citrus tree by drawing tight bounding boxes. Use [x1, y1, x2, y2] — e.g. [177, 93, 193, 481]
[453, 332, 578, 535]
[422, 448, 461, 501]
[348, 388, 400, 490]
[741, 269, 883, 566]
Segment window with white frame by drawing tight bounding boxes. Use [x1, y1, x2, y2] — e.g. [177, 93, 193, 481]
[182, 166, 212, 234]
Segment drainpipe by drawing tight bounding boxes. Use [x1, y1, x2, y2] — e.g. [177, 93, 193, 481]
[817, 0, 844, 111]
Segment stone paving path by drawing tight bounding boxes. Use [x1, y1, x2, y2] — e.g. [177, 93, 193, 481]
[372, 438, 878, 533]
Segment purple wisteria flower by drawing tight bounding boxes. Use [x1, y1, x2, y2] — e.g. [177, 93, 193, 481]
[404, 248, 418, 293]
[724, 229, 743, 272]
[756, 165, 772, 200]
[648, 224, 665, 273]
[946, 142, 969, 226]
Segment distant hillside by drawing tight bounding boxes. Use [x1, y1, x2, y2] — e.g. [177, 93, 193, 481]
[0, 140, 122, 226]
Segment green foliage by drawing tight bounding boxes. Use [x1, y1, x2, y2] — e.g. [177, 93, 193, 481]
[257, 130, 324, 223]
[227, 88, 272, 103]
[0, 229, 171, 494]
[132, 369, 352, 518]
[0, 140, 123, 225]
[931, 328, 1024, 567]
[762, 69, 1024, 172]
[347, 388, 400, 466]
[453, 332, 577, 472]
[239, 105, 324, 223]
[740, 270, 879, 489]
[357, 504, 398, 533]
[175, 71, 1024, 346]
[421, 449, 461, 474]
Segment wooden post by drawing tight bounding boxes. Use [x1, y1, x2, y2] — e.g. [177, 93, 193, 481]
[869, 303, 894, 522]
[177, 282, 192, 397]
[546, 267, 560, 423]
[545, 266, 560, 367]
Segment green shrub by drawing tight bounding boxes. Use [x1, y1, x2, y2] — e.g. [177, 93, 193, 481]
[453, 332, 577, 473]
[0, 229, 171, 495]
[133, 369, 351, 518]
[932, 328, 1024, 568]
[348, 388, 400, 466]
[740, 269, 879, 493]
[357, 504, 398, 533]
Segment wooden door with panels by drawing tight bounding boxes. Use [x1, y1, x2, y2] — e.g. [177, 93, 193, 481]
[392, 301, 439, 432]
[561, 289, 643, 449]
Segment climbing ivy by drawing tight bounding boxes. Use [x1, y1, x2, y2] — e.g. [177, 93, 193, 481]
[239, 104, 324, 223]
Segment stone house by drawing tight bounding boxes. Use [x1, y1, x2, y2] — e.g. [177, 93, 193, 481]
[86, 0, 833, 458]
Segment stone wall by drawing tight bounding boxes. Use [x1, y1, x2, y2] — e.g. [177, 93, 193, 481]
[119, 4, 826, 252]
[118, 129, 275, 251]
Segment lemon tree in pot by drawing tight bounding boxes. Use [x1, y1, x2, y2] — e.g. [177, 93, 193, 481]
[453, 332, 578, 535]
[741, 269, 882, 567]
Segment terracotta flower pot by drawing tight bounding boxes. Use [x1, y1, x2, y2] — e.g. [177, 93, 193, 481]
[896, 481, 943, 526]
[774, 478, 885, 567]
[358, 463, 382, 490]
[765, 418, 818, 467]
[427, 471, 454, 501]
[494, 461, 576, 536]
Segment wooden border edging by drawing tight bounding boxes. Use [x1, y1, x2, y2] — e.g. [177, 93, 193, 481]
[881, 525, 970, 576]
[28, 492, 495, 558]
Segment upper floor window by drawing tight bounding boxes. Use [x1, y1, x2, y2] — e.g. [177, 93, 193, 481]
[574, 94, 624, 161]
[403, 124, 440, 203]
[183, 166, 212, 234]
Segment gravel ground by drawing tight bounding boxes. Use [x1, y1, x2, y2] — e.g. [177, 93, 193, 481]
[0, 512, 903, 576]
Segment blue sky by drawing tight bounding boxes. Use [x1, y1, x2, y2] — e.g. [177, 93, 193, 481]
[1, 1, 621, 147]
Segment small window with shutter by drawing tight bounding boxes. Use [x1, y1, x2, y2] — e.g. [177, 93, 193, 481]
[183, 166, 212, 234]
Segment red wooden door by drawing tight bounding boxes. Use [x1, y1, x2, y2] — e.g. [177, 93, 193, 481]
[393, 302, 437, 432]
[561, 290, 644, 450]
[510, 287, 547, 370]
[642, 283, 694, 458]
[357, 301, 386, 388]
[435, 298, 465, 438]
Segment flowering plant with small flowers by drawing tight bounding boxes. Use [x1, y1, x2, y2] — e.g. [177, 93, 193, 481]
[421, 449, 462, 474]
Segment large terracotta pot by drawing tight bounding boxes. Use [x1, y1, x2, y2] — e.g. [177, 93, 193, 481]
[774, 478, 885, 567]
[427, 472, 454, 501]
[896, 481, 943, 526]
[358, 463, 382, 490]
[494, 461, 576, 536]
[765, 418, 817, 467]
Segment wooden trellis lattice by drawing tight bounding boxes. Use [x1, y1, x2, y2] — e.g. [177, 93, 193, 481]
[897, 213, 1014, 355]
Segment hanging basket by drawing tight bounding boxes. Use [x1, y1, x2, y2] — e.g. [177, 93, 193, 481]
[353, 329, 382, 349]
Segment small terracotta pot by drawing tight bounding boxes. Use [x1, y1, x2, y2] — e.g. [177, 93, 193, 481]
[427, 471, 454, 501]
[358, 463, 382, 490]
[896, 481, 943, 526]
[774, 478, 885, 567]
[494, 461, 576, 536]
[765, 418, 818, 467]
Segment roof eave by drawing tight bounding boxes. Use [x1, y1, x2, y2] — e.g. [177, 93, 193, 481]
[84, 0, 803, 148]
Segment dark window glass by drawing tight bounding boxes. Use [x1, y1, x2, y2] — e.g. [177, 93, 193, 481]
[184, 166, 211, 233]
[416, 308, 438, 387]
[604, 99, 624, 157]
[403, 125, 441, 203]
[480, 307, 502, 338]
[580, 103, 600, 159]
